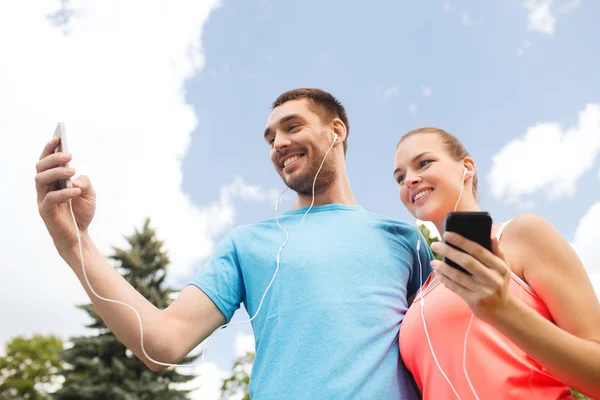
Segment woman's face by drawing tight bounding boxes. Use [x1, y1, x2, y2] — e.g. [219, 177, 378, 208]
[393, 133, 468, 222]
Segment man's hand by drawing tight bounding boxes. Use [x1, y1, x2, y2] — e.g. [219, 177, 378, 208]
[35, 137, 96, 254]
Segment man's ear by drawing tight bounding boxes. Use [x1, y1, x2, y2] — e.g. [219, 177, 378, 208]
[331, 118, 347, 145]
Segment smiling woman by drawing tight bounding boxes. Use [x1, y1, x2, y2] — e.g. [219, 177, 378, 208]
[394, 127, 600, 400]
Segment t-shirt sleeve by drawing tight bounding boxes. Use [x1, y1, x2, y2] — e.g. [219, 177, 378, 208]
[407, 229, 435, 298]
[188, 229, 246, 323]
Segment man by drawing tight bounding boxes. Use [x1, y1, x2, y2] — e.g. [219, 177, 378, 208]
[35, 88, 433, 399]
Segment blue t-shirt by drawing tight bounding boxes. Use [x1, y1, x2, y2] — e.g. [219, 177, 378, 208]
[189, 203, 434, 399]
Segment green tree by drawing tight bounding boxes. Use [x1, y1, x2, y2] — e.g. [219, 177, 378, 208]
[0, 334, 63, 400]
[220, 352, 254, 400]
[572, 389, 593, 399]
[53, 218, 196, 399]
[418, 223, 443, 260]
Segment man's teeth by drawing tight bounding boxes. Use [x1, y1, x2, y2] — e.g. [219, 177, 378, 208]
[414, 189, 433, 202]
[284, 155, 302, 167]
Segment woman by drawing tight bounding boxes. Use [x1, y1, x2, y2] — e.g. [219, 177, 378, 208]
[394, 127, 600, 399]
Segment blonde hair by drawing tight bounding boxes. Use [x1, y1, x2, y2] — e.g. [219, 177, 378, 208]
[398, 127, 478, 198]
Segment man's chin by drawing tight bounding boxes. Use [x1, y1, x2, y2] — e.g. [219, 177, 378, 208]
[282, 171, 314, 194]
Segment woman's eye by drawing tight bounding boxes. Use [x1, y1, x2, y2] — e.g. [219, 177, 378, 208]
[396, 175, 405, 184]
[419, 160, 433, 168]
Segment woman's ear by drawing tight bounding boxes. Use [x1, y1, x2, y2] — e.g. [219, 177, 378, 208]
[463, 157, 476, 182]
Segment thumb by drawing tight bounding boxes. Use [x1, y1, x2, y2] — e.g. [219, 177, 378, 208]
[491, 237, 509, 263]
[72, 175, 94, 195]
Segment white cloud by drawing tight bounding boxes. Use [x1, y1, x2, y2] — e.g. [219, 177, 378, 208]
[461, 11, 471, 26]
[571, 202, 600, 299]
[235, 333, 256, 358]
[0, 5, 280, 399]
[488, 104, 600, 206]
[557, 0, 581, 14]
[523, 0, 556, 35]
[383, 87, 400, 101]
[571, 202, 600, 275]
[176, 362, 230, 400]
[207, 178, 281, 238]
[522, 0, 581, 36]
[517, 39, 532, 57]
[422, 86, 433, 97]
[408, 104, 417, 115]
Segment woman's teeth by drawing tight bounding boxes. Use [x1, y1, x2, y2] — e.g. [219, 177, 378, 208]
[414, 189, 433, 203]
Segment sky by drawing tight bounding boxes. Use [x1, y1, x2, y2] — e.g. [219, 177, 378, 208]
[1, 0, 599, 398]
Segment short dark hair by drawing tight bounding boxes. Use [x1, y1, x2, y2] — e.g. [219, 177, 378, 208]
[272, 88, 350, 155]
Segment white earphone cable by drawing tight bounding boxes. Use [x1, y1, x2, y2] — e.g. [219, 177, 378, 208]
[416, 167, 480, 399]
[67, 133, 338, 368]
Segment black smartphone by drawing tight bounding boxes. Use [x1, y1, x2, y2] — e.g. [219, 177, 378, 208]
[443, 211, 493, 275]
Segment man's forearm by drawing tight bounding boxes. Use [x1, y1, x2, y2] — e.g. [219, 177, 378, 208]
[59, 232, 174, 370]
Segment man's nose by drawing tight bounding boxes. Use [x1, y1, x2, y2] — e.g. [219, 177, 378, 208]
[274, 134, 291, 152]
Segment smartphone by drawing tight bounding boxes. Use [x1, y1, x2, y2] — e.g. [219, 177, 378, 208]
[53, 122, 73, 190]
[443, 211, 493, 275]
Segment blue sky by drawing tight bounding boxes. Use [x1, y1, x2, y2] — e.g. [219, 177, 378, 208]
[182, 0, 599, 233]
[174, 0, 600, 375]
[2, 1, 598, 398]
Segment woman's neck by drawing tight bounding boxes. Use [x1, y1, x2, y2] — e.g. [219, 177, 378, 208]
[433, 197, 481, 237]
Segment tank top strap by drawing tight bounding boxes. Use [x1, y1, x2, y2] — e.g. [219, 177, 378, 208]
[494, 218, 536, 293]
[495, 218, 514, 241]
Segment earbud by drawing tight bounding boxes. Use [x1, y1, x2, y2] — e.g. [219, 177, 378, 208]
[463, 168, 468, 179]
[332, 133, 338, 144]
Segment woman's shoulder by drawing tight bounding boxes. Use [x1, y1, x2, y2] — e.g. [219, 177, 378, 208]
[500, 213, 557, 243]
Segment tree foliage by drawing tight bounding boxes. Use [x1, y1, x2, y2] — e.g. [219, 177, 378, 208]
[0, 334, 63, 400]
[221, 352, 254, 400]
[53, 218, 196, 399]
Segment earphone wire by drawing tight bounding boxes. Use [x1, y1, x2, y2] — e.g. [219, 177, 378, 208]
[66, 133, 338, 369]
[415, 167, 480, 400]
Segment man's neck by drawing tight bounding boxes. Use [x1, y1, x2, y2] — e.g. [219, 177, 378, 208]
[292, 173, 357, 210]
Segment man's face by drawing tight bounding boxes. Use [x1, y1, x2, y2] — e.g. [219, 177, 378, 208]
[264, 99, 337, 195]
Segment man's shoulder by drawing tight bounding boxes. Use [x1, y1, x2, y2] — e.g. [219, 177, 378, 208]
[361, 210, 416, 230]
[219, 218, 279, 243]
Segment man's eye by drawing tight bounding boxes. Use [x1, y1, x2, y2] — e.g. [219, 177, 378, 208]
[288, 124, 300, 132]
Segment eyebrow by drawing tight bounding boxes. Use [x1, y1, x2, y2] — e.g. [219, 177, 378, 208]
[393, 151, 434, 177]
[263, 114, 301, 140]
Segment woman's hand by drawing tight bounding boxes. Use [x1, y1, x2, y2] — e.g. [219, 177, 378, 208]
[429, 232, 515, 322]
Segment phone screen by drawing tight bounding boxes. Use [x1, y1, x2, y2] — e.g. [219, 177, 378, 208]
[443, 211, 492, 274]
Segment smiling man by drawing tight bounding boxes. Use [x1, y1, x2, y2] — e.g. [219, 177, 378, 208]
[35, 88, 433, 399]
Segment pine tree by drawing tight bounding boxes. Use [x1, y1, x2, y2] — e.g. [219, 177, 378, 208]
[220, 352, 254, 400]
[53, 218, 196, 399]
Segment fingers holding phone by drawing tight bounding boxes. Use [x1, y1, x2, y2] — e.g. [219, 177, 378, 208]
[35, 124, 97, 252]
[35, 139, 77, 201]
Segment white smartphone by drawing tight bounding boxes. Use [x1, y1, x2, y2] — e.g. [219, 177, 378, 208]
[53, 122, 73, 190]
